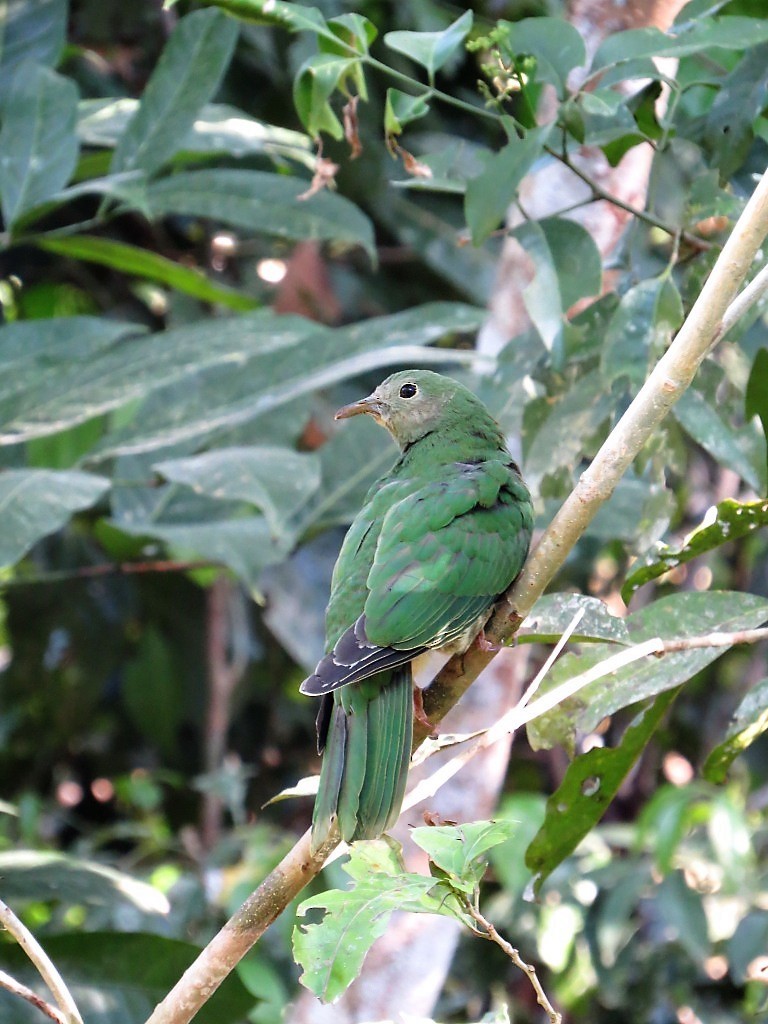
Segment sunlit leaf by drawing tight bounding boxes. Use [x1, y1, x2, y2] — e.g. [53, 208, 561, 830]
[703, 678, 768, 783]
[520, 593, 631, 645]
[384, 11, 473, 81]
[623, 498, 768, 600]
[411, 820, 517, 894]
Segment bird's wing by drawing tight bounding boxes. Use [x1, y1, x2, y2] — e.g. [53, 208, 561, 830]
[364, 459, 532, 649]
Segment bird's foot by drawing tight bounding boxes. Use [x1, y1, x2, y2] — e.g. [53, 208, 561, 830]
[413, 685, 438, 736]
[474, 629, 503, 654]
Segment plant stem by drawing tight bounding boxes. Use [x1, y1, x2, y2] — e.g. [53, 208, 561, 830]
[463, 902, 562, 1024]
[0, 971, 67, 1024]
[0, 900, 83, 1024]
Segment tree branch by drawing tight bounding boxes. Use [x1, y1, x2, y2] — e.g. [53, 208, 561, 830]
[142, 164, 768, 1024]
[0, 900, 83, 1024]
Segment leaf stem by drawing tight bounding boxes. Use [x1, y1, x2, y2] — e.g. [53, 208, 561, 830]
[0, 900, 83, 1024]
[462, 901, 562, 1024]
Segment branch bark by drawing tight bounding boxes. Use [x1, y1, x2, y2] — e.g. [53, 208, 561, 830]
[143, 165, 768, 1024]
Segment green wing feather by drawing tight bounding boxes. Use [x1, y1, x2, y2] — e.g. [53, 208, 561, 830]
[364, 460, 533, 649]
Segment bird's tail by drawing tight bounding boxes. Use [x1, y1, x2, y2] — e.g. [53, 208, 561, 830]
[310, 665, 413, 854]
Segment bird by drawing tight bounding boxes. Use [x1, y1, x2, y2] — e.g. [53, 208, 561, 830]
[300, 369, 533, 854]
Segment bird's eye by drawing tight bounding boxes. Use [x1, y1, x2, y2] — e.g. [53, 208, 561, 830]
[399, 383, 418, 399]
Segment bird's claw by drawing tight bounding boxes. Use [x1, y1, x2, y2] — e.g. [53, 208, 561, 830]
[413, 685, 438, 736]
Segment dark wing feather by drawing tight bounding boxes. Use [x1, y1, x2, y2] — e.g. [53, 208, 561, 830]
[299, 614, 426, 695]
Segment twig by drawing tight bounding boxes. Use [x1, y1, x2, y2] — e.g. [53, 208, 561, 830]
[0, 900, 83, 1024]
[1, 559, 222, 589]
[463, 901, 562, 1024]
[717, 259, 768, 341]
[142, 167, 768, 1024]
[0, 970, 67, 1024]
[404, 625, 768, 809]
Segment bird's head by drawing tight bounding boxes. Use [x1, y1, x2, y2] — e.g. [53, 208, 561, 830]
[335, 369, 483, 448]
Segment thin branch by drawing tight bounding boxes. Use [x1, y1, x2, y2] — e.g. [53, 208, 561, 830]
[463, 902, 562, 1024]
[1, 559, 223, 590]
[0, 900, 83, 1024]
[717, 259, 768, 341]
[142, 166, 768, 1024]
[405, 625, 768, 809]
[0, 971, 67, 1024]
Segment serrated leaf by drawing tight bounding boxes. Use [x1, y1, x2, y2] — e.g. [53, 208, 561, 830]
[155, 446, 321, 533]
[623, 498, 768, 600]
[520, 593, 631, 645]
[526, 689, 677, 891]
[502, 17, 587, 95]
[0, 850, 169, 917]
[464, 129, 546, 245]
[0, 469, 109, 568]
[0, 64, 78, 227]
[138, 168, 375, 258]
[0, 0, 66, 92]
[527, 591, 768, 752]
[36, 235, 258, 311]
[293, 874, 437, 1002]
[385, 11, 472, 81]
[0, 933, 253, 1024]
[703, 678, 768, 783]
[411, 820, 517, 893]
[111, 9, 239, 176]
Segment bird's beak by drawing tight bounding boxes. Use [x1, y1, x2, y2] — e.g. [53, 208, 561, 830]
[335, 394, 383, 422]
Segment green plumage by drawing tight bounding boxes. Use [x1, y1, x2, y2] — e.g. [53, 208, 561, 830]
[300, 370, 533, 853]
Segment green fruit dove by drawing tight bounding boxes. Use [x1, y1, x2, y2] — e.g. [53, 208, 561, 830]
[301, 370, 533, 853]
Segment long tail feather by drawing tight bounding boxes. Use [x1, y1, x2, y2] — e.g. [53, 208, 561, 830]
[309, 666, 413, 854]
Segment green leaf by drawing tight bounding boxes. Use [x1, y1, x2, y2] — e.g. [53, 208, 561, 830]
[488, 794, 547, 898]
[464, 129, 546, 245]
[520, 593, 631, 646]
[0, 933, 253, 1024]
[0, 0, 67, 92]
[524, 370, 614, 490]
[35, 235, 258, 311]
[293, 871, 437, 1002]
[0, 850, 169, 917]
[591, 16, 768, 71]
[293, 52, 358, 139]
[509, 217, 602, 361]
[703, 678, 768, 783]
[674, 378, 765, 492]
[208, 0, 338, 45]
[411, 820, 517, 894]
[111, 9, 239, 176]
[0, 64, 78, 228]
[384, 10, 473, 81]
[601, 277, 684, 389]
[384, 88, 430, 135]
[703, 44, 768, 178]
[502, 17, 587, 95]
[90, 303, 484, 458]
[656, 870, 710, 963]
[155, 446, 321, 534]
[0, 469, 109, 568]
[728, 911, 768, 981]
[139, 169, 375, 258]
[746, 346, 768, 486]
[78, 99, 314, 167]
[325, 13, 377, 56]
[525, 689, 678, 892]
[527, 591, 768, 753]
[623, 498, 768, 600]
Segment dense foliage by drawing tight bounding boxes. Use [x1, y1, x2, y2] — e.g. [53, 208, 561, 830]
[1, 0, 768, 1021]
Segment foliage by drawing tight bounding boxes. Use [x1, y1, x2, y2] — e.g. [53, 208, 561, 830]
[0, 1, 768, 1023]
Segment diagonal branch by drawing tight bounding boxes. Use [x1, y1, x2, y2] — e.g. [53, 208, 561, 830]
[143, 165, 768, 1024]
